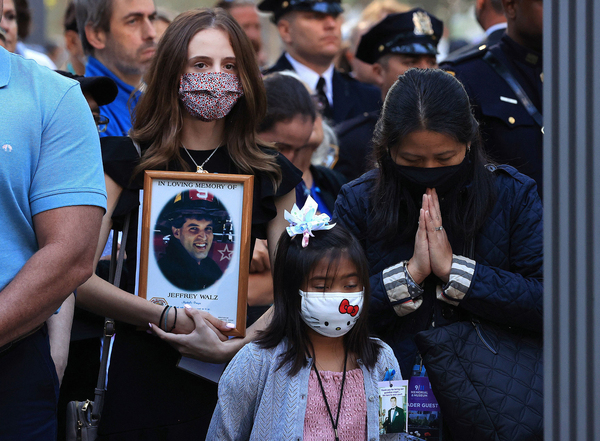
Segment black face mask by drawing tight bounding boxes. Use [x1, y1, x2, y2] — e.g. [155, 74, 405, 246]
[394, 154, 470, 198]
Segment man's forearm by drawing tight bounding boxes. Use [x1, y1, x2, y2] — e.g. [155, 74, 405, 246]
[0, 205, 103, 347]
[0, 243, 94, 346]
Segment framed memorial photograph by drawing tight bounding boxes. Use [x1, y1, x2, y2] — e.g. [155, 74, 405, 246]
[138, 171, 254, 337]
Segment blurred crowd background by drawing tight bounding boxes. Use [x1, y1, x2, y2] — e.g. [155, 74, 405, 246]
[26, 0, 483, 70]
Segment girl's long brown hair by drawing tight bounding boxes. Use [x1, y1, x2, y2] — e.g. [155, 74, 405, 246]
[132, 8, 281, 187]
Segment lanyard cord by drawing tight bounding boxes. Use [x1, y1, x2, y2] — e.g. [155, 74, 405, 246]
[312, 348, 348, 441]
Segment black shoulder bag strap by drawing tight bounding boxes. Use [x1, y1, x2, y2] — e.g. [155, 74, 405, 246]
[91, 212, 131, 421]
[482, 50, 543, 128]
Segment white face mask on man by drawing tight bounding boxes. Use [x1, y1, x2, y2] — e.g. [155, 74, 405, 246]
[299, 290, 364, 338]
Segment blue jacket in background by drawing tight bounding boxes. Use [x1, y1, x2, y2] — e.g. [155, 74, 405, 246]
[333, 165, 543, 378]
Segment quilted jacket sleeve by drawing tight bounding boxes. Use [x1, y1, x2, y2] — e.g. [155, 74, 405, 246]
[207, 343, 265, 440]
[459, 172, 544, 332]
[333, 182, 407, 333]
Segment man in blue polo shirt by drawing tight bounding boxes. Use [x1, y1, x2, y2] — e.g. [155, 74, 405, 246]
[0, 5, 107, 436]
[75, 0, 157, 137]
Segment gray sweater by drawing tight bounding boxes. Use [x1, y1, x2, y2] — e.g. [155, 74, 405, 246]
[207, 338, 402, 441]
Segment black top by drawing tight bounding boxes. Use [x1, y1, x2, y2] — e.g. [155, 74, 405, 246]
[97, 137, 301, 440]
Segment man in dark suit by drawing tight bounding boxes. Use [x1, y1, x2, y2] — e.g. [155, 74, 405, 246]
[335, 9, 443, 181]
[258, 0, 380, 127]
[441, 0, 544, 198]
[443, 0, 507, 63]
[383, 396, 406, 433]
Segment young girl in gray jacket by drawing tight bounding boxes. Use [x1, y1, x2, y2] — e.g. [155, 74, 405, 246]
[208, 198, 401, 440]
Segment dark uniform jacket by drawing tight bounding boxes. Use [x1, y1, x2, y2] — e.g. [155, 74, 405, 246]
[158, 238, 223, 291]
[442, 26, 505, 63]
[332, 165, 543, 379]
[264, 53, 381, 127]
[334, 109, 379, 181]
[441, 35, 544, 198]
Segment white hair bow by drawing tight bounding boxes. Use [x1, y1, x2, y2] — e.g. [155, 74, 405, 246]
[284, 196, 335, 248]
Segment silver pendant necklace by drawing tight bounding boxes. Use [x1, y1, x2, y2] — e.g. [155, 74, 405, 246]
[182, 144, 221, 173]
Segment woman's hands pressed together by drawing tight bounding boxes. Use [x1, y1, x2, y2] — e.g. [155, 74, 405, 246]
[407, 194, 431, 285]
[407, 188, 453, 284]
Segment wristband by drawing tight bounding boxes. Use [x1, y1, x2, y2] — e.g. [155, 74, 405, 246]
[163, 306, 172, 332]
[404, 261, 425, 298]
[168, 307, 178, 333]
[158, 306, 169, 331]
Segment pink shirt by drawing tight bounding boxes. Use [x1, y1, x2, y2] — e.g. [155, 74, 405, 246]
[303, 368, 367, 441]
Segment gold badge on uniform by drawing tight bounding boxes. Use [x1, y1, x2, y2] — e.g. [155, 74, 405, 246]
[412, 11, 434, 36]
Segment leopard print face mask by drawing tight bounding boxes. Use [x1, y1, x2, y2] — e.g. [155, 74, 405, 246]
[178, 72, 244, 122]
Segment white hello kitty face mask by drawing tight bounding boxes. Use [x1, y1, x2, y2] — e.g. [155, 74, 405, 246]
[299, 290, 364, 338]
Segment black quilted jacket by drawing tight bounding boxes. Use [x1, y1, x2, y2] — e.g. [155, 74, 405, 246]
[333, 165, 544, 379]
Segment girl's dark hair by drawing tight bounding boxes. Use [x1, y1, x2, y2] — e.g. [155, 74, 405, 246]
[258, 72, 316, 133]
[132, 9, 281, 188]
[370, 68, 496, 245]
[257, 226, 381, 375]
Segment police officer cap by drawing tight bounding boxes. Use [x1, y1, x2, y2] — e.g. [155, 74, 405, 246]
[356, 8, 443, 65]
[258, 0, 343, 23]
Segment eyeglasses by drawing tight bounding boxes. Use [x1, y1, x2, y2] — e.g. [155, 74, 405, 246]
[93, 115, 109, 133]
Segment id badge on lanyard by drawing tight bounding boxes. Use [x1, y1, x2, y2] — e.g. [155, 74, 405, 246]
[407, 355, 442, 440]
[377, 370, 409, 436]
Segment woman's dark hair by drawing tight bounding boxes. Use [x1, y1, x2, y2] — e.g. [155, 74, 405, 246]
[257, 226, 381, 375]
[132, 9, 281, 188]
[63, 1, 78, 32]
[370, 68, 496, 245]
[15, 0, 31, 40]
[258, 72, 316, 133]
